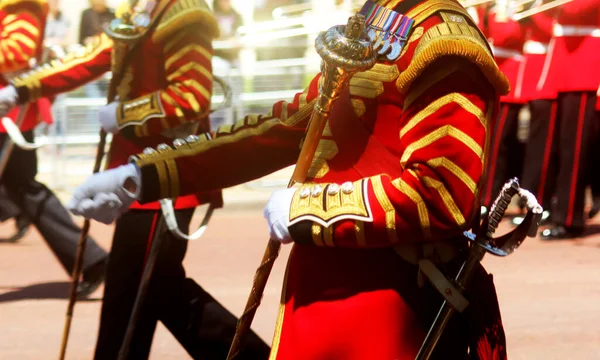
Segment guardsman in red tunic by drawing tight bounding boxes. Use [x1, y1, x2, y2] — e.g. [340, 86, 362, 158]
[0, 0, 108, 296]
[510, 3, 557, 225]
[482, 4, 527, 211]
[69, 0, 511, 358]
[0, 0, 270, 358]
[536, 0, 600, 239]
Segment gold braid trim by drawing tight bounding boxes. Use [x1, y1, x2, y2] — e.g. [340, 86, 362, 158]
[152, 0, 219, 44]
[396, 22, 509, 95]
[134, 99, 315, 167]
[0, 0, 47, 13]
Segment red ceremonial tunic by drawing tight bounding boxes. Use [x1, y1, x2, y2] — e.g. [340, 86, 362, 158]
[12, 0, 222, 210]
[0, 0, 53, 133]
[538, 0, 600, 93]
[487, 10, 526, 104]
[519, 11, 555, 101]
[134, 1, 511, 359]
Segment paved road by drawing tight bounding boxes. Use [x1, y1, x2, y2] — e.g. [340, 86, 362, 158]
[0, 206, 599, 359]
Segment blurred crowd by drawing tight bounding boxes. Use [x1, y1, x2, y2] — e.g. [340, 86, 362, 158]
[472, 0, 600, 240]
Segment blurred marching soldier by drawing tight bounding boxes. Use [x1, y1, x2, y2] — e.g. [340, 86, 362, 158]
[0, 186, 31, 243]
[68, 0, 513, 358]
[0, 0, 108, 297]
[511, 3, 556, 226]
[481, 2, 527, 212]
[0, 0, 270, 359]
[536, 0, 600, 240]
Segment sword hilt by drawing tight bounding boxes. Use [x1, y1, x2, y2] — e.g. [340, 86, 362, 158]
[487, 178, 520, 236]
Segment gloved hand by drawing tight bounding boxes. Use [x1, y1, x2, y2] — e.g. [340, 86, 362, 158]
[98, 101, 119, 134]
[0, 85, 18, 117]
[68, 164, 141, 224]
[263, 188, 296, 244]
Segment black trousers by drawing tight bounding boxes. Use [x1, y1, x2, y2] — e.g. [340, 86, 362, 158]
[520, 99, 558, 209]
[551, 92, 598, 229]
[0, 185, 21, 221]
[0, 131, 107, 274]
[483, 103, 525, 206]
[94, 209, 271, 360]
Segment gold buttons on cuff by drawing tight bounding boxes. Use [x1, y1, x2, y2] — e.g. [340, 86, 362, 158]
[341, 182, 354, 194]
[311, 185, 323, 197]
[186, 135, 199, 143]
[173, 138, 186, 148]
[299, 188, 311, 199]
[143, 147, 157, 155]
[327, 183, 340, 195]
[156, 143, 170, 151]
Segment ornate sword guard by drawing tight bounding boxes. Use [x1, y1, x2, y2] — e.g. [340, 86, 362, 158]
[466, 178, 543, 257]
[314, 14, 378, 116]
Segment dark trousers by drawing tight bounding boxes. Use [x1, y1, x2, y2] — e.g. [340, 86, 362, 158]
[94, 209, 271, 360]
[0, 185, 21, 221]
[0, 131, 107, 274]
[520, 99, 558, 209]
[483, 103, 525, 206]
[551, 92, 598, 229]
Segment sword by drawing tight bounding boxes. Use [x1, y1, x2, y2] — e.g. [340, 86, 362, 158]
[1, 116, 45, 150]
[416, 178, 543, 360]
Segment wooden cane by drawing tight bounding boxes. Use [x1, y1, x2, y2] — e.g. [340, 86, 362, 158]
[58, 129, 107, 360]
[57, 1, 174, 357]
[226, 13, 378, 359]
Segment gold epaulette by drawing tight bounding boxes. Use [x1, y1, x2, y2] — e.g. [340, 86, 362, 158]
[0, 0, 47, 12]
[394, 0, 510, 95]
[152, 0, 219, 44]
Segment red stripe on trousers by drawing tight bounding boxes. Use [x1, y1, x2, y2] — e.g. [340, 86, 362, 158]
[537, 101, 557, 202]
[566, 94, 588, 227]
[142, 213, 159, 271]
[484, 104, 509, 204]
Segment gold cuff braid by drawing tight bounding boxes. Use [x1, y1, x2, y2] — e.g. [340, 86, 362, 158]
[117, 92, 165, 129]
[289, 180, 373, 228]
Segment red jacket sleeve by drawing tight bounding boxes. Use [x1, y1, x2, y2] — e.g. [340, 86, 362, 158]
[0, 0, 47, 73]
[13, 34, 112, 102]
[133, 74, 321, 200]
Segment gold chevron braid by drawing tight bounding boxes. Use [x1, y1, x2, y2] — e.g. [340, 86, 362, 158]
[2, 19, 40, 37]
[401, 125, 483, 166]
[400, 92, 486, 139]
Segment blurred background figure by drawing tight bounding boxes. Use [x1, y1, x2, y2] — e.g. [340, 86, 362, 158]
[0, 0, 108, 298]
[79, 0, 114, 46]
[213, 0, 244, 65]
[78, 0, 114, 121]
[45, 0, 71, 51]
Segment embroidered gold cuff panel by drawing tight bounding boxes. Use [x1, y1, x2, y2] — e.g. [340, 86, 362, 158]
[289, 179, 373, 228]
[117, 92, 165, 129]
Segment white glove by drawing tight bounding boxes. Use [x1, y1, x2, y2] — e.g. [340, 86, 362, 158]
[263, 188, 296, 244]
[68, 164, 141, 224]
[98, 101, 119, 134]
[0, 86, 18, 117]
